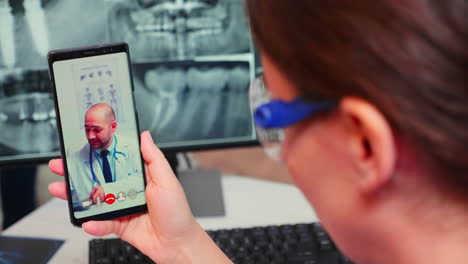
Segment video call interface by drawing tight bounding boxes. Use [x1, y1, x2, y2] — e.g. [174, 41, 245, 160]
[0, 0, 257, 164]
[53, 52, 146, 218]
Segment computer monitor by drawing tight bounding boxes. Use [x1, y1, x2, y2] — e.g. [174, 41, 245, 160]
[0, 0, 258, 165]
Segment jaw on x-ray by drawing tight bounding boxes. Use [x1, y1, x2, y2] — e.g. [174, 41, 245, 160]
[108, 0, 251, 61]
[133, 61, 253, 146]
[109, 0, 255, 147]
[0, 0, 256, 162]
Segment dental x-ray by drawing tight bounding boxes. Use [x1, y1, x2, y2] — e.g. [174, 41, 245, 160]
[107, 0, 251, 62]
[133, 60, 254, 147]
[0, 0, 257, 164]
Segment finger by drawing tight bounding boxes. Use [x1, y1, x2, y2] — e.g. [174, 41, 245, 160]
[48, 182, 67, 200]
[90, 187, 97, 197]
[49, 159, 65, 176]
[140, 131, 177, 185]
[98, 187, 105, 197]
[83, 221, 116, 236]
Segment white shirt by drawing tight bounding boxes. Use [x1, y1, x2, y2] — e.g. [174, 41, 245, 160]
[66, 134, 144, 206]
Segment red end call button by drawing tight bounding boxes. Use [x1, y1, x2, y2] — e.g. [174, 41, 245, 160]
[105, 193, 116, 204]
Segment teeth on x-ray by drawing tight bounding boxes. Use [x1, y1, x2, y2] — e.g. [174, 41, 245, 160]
[0, 70, 59, 154]
[0, 1, 16, 67]
[0, 0, 108, 69]
[108, 0, 251, 61]
[24, 0, 50, 56]
[134, 62, 252, 142]
[144, 67, 187, 95]
[228, 66, 250, 91]
[0, 113, 7, 122]
[186, 67, 229, 92]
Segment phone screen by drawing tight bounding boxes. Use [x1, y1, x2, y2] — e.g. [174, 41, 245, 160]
[52, 49, 146, 222]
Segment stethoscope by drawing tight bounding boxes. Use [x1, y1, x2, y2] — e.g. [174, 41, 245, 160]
[89, 135, 126, 185]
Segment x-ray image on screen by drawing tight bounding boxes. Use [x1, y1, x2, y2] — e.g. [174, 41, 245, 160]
[0, 0, 108, 68]
[0, 0, 257, 164]
[107, 0, 251, 62]
[0, 69, 59, 157]
[133, 60, 254, 146]
[0, 0, 110, 163]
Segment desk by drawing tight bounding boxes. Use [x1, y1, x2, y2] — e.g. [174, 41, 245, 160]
[2, 174, 318, 264]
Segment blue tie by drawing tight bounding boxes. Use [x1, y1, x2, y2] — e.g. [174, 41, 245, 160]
[100, 150, 113, 183]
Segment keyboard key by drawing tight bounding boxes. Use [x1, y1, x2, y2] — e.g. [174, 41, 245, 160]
[251, 227, 267, 237]
[107, 240, 121, 256]
[341, 255, 355, 264]
[267, 225, 281, 237]
[226, 238, 239, 249]
[270, 251, 286, 262]
[123, 242, 135, 255]
[241, 236, 254, 247]
[318, 251, 340, 264]
[231, 228, 245, 238]
[240, 257, 255, 264]
[288, 246, 317, 259]
[115, 255, 127, 264]
[130, 253, 145, 264]
[281, 224, 295, 235]
[288, 260, 318, 264]
[217, 229, 230, 241]
[319, 239, 334, 250]
[94, 257, 112, 264]
[295, 223, 311, 232]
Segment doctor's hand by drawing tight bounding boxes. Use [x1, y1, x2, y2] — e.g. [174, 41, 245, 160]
[48, 131, 231, 264]
[89, 186, 105, 204]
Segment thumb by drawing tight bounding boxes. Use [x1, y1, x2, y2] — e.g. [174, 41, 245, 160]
[140, 131, 178, 186]
[83, 221, 116, 236]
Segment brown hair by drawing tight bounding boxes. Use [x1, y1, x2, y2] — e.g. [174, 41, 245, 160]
[247, 1, 468, 192]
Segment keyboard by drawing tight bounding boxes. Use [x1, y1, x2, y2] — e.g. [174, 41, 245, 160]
[89, 223, 354, 264]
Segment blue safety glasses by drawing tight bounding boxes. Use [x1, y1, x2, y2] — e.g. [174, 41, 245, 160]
[249, 75, 336, 161]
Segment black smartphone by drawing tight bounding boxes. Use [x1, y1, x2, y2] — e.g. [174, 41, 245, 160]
[48, 43, 147, 227]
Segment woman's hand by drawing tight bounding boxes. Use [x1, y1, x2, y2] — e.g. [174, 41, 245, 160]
[48, 131, 231, 264]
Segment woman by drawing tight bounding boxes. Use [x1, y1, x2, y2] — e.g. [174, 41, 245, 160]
[49, 1, 468, 263]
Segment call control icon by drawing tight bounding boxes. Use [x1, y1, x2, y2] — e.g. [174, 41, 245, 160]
[127, 189, 137, 200]
[96, 197, 103, 207]
[117, 192, 126, 202]
[82, 199, 92, 208]
[105, 193, 116, 204]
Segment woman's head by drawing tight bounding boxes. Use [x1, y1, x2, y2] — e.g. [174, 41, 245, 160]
[247, 0, 468, 262]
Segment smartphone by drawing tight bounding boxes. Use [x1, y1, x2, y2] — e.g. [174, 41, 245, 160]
[48, 43, 147, 226]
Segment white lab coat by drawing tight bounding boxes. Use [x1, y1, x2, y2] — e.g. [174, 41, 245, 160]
[66, 134, 144, 205]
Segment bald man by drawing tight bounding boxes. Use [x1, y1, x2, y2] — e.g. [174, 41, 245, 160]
[85, 103, 117, 152]
[66, 103, 144, 211]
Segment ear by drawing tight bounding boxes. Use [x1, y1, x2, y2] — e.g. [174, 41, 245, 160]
[111, 121, 117, 132]
[339, 97, 396, 193]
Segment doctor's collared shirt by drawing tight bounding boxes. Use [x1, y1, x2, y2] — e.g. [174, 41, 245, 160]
[66, 133, 144, 205]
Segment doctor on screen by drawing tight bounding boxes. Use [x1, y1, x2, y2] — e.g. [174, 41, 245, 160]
[67, 103, 143, 208]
